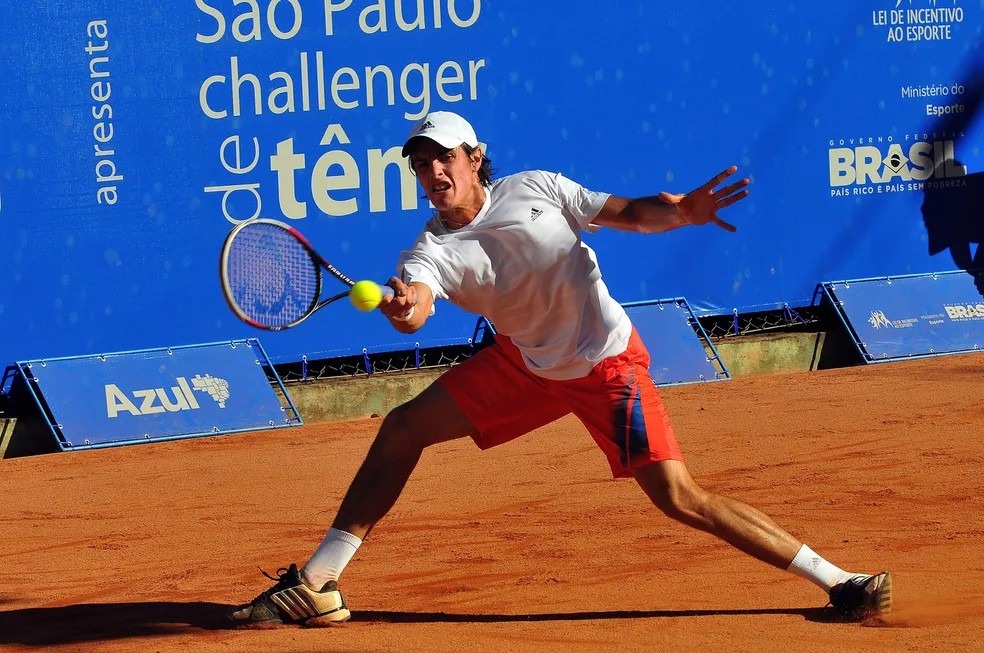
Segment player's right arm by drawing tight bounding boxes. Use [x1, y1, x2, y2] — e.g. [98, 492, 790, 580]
[381, 277, 434, 334]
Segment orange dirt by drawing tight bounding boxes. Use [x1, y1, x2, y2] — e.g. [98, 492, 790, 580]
[1, 353, 982, 652]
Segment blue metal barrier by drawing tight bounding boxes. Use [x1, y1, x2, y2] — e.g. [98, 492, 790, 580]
[624, 298, 730, 386]
[817, 270, 984, 362]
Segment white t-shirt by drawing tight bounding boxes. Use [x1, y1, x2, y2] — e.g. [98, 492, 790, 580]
[398, 170, 632, 380]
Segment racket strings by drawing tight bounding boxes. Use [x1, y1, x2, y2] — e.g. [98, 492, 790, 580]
[227, 224, 319, 327]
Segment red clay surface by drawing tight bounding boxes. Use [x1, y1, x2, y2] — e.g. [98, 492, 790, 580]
[1, 354, 983, 652]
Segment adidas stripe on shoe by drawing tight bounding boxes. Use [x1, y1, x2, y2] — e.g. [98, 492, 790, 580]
[828, 571, 892, 621]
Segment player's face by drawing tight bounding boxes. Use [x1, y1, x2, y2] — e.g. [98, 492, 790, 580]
[408, 141, 482, 212]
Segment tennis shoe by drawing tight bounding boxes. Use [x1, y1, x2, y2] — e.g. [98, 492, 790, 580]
[828, 571, 892, 620]
[228, 563, 351, 626]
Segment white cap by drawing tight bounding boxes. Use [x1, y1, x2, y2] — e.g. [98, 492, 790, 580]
[402, 111, 479, 157]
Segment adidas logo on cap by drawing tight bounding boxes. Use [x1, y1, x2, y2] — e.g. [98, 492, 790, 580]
[402, 111, 479, 157]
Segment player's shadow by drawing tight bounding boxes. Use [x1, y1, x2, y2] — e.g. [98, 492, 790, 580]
[354, 606, 833, 623]
[921, 162, 984, 296]
[0, 601, 231, 647]
[919, 61, 984, 296]
[0, 601, 840, 646]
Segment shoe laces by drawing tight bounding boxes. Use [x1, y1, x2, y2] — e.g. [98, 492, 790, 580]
[252, 564, 300, 601]
[829, 574, 871, 614]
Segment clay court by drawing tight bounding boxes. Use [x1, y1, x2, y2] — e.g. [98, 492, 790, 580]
[1, 353, 982, 653]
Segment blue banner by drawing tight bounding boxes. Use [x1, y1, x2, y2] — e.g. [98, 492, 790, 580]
[1, 1, 982, 365]
[625, 300, 728, 385]
[18, 340, 296, 449]
[822, 271, 984, 361]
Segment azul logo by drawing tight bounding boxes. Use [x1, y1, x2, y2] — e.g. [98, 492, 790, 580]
[829, 139, 965, 191]
[944, 303, 984, 320]
[105, 374, 231, 418]
[869, 310, 894, 329]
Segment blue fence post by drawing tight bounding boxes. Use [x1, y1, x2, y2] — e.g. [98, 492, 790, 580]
[783, 303, 805, 325]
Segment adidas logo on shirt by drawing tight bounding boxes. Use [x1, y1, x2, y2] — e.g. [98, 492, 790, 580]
[530, 208, 543, 221]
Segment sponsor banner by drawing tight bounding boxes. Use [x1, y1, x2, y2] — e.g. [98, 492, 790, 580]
[871, 4, 965, 45]
[624, 299, 728, 385]
[17, 340, 295, 449]
[823, 272, 984, 361]
[0, 2, 981, 366]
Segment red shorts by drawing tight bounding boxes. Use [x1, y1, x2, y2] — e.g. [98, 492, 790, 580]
[437, 328, 683, 478]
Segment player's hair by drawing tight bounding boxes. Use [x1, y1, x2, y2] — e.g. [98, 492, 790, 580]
[463, 143, 495, 186]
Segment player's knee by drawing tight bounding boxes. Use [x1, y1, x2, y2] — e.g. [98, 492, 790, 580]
[652, 479, 709, 523]
[376, 402, 434, 454]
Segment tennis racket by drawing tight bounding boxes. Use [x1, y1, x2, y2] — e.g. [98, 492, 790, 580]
[220, 218, 391, 330]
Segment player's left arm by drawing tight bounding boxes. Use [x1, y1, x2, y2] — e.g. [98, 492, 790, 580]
[591, 165, 749, 234]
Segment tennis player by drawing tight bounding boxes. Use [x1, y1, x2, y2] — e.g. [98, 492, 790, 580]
[230, 110, 891, 626]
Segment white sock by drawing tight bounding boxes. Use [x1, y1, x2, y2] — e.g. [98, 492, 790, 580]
[300, 528, 363, 590]
[786, 544, 862, 591]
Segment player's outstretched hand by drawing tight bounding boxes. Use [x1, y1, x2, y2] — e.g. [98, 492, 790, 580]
[660, 165, 749, 232]
[381, 275, 417, 321]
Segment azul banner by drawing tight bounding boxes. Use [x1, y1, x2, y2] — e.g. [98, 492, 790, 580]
[0, 2, 982, 365]
[822, 271, 984, 361]
[17, 340, 297, 449]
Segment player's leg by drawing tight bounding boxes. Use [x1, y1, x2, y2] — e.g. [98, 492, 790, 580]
[228, 381, 473, 627]
[330, 381, 474, 541]
[564, 328, 891, 620]
[301, 335, 569, 602]
[563, 334, 804, 565]
[327, 335, 570, 543]
[283, 379, 476, 598]
[632, 459, 801, 567]
[290, 381, 476, 595]
[632, 459, 891, 619]
[230, 335, 570, 626]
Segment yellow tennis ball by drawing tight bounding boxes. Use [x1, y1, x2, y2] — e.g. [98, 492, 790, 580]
[349, 280, 383, 311]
